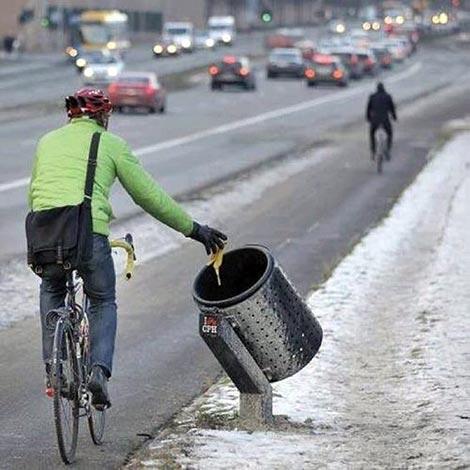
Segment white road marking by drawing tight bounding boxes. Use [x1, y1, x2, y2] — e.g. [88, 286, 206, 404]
[0, 177, 30, 192]
[0, 62, 422, 194]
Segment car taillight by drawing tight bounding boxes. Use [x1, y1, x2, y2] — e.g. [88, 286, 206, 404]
[108, 83, 118, 94]
[209, 65, 219, 76]
[366, 57, 374, 66]
[305, 68, 315, 79]
[239, 67, 249, 77]
[350, 55, 358, 65]
[332, 69, 343, 79]
[146, 86, 156, 95]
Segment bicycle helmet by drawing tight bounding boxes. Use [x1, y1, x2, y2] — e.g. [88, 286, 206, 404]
[65, 88, 113, 120]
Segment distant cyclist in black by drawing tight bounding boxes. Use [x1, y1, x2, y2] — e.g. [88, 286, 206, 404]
[366, 82, 397, 160]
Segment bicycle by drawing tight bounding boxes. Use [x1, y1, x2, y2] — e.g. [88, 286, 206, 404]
[45, 234, 136, 465]
[375, 127, 389, 174]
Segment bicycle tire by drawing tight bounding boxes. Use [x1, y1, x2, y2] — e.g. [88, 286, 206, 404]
[52, 318, 80, 464]
[88, 407, 106, 445]
[377, 150, 383, 173]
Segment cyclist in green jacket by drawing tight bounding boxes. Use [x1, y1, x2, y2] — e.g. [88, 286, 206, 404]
[29, 88, 226, 408]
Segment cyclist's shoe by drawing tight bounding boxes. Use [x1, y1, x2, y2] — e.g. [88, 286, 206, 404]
[88, 366, 111, 410]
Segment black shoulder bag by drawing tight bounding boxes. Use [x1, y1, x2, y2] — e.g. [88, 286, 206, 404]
[26, 132, 101, 276]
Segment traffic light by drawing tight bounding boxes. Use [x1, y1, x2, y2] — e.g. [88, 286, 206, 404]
[261, 9, 273, 23]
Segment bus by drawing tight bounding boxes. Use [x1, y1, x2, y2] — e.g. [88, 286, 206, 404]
[66, 10, 130, 58]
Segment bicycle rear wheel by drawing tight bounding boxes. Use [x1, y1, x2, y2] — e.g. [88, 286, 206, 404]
[377, 150, 383, 173]
[52, 318, 80, 464]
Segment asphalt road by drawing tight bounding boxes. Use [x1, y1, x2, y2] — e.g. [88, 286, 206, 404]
[1, 35, 470, 468]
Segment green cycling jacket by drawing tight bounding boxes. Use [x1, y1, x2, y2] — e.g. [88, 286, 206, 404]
[28, 117, 193, 237]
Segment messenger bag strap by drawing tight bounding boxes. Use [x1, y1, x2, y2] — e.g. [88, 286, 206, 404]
[83, 132, 101, 206]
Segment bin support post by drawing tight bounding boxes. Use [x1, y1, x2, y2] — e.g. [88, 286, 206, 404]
[199, 312, 273, 427]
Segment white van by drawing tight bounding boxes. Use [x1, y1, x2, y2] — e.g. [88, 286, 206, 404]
[208, 16, 236, 45]
[163, 22, 194, 52]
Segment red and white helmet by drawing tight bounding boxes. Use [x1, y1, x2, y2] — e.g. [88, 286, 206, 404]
[65, 88, 113, 119]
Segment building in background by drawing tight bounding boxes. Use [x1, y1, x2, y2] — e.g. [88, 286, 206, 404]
[1, 0, 206, 51]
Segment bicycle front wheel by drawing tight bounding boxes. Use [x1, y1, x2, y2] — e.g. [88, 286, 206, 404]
[52, 318, 80, 464]
[88, 406, 106, 445]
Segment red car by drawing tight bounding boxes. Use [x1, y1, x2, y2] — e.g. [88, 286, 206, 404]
[108, 72, 166, 114]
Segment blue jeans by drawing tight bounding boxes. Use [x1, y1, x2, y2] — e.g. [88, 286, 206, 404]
[40, 234, 116, 377]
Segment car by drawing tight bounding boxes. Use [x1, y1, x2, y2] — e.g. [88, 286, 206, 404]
[294, 39, 316, 61]
[350, 28, 372, 48]
[265, 28, 305, 50]
[390, 35, 413, 57]
[325, 48, 365, 79]
[194, 30, 216, 50]
[382, 38, 408, 62]
[305, 53, 349, 87]
[163, 22, 194, 52]
[356, 50, 379, 75]
[74, 49, 111, 73]
[266, 48, 305, 79]
[209, 55, 256, 91]
[108, 72, 166, 114]
[317, 33, 352, 51]
[82, 53, 124, 85]
[207, 16, 236, 45]
[328, 19, 348, 35]
[152, 37, 181, 57]
[370, 45, 393, 69]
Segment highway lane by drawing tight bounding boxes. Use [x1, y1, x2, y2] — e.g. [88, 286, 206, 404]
[0, 32, 269, 110]
[1, 74, 470, 469]
[0, 37, 469, 262]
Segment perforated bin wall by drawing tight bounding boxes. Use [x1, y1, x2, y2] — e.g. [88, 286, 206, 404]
[193, 246, 323, 382]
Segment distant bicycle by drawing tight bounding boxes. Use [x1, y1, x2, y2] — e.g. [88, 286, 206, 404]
[375, 127, 390, 174]
[46, 234, 135, 464]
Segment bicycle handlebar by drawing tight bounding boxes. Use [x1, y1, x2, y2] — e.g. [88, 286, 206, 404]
[110, 234, 136, 280]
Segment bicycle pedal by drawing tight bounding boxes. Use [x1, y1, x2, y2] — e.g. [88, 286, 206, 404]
[45, 387, 55, 398]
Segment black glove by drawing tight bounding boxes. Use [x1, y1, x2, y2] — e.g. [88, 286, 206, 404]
[189, 222, 227, 255]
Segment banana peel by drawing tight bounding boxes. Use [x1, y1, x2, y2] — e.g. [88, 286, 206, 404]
[207, 247, 225, 286]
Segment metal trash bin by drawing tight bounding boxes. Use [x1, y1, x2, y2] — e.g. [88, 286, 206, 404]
[193, 245, 323, 382]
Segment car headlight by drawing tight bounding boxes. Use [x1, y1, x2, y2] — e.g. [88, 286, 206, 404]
[181, 39, 192, 48]
[154, 45, 163, 54]
[83, 68, 94, 78]
[108, 67, 118, 77]
[205, 38, 215, 48]
[336, 24, 346, 33]
[439, 12, 449, 24]
[372, 22, 381, 31]
[66, 47, 78, 58]
[222, 34, 232, 43]
[396, 15, 405, 24]
[76, 58, 86, 68]
[107, 41, 117, 50]
[167, 45, 177, 53]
